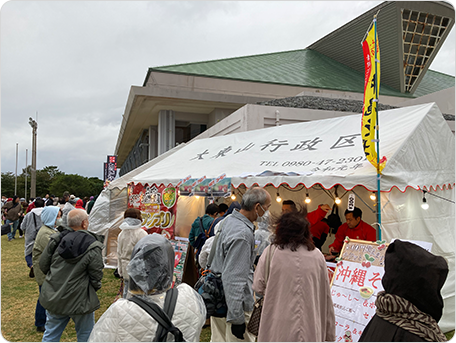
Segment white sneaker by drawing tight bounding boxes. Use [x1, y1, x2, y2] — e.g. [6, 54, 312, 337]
[19, 235, 23, 238]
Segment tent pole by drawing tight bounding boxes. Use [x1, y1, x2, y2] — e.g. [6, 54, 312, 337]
[374, 14, 382, 241]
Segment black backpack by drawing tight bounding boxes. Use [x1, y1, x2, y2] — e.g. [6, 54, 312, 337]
[323, 204, 342, 234]
[128, 288, 185, 342]
[193, 218, 216, 259]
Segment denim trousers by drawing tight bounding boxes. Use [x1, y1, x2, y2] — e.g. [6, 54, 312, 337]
[35, 286, 46, 328]
[6, 219, 19, 240]
[25, 254, 33, 268]
[42, 311, 95, 342]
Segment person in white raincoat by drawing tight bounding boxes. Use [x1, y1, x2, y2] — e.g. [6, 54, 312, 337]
[117, 208, 148, 297]
[89, 233, 206, 342]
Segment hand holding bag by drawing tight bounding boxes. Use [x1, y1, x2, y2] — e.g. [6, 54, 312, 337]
[194, 219, 228, 319]
[247, 244, 276, 336]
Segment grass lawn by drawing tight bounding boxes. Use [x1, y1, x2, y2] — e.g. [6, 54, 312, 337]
[1, 234, 212, 342]
[2, 234, 452, 342]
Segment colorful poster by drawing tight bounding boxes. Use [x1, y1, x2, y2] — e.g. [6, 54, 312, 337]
[331, 239, 388, 342]
[106, 155, 117, 181]
[127, 183, 178, 239]
[362, 22, 386, 173]
[169, 238, 188, 287]
[179, 175, 231, 197]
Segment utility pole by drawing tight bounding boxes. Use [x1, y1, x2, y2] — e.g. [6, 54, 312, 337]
[29, 117, 38, 198]
[14, 143, 18, 195]
[25, 149, 28, 201]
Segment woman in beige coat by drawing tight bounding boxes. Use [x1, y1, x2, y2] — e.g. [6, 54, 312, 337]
[252, 208, 335, 342]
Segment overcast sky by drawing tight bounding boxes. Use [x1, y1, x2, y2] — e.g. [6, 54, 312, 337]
[1, 1, 454, 180]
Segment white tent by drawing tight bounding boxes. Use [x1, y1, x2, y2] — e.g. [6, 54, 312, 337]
[131, 103, 453, 192]
[89, 143, 187, 234]
[91, 102, 455, 331]
[87, 143, 207, 266]
[129, 102, 454, 331]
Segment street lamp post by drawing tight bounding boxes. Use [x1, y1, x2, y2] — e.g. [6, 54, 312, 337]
[25, 149, 28, 201]
[28, 118, 37, 198]
[15, 143, 18, 195]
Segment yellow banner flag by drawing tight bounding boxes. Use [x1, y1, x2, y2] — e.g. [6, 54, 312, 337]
[362, 24, 386, 172]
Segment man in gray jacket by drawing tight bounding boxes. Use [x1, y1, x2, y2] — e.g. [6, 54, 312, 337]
[23, 198, 45, 274]
[39, 209, 104, 342]
[210, 187, 271, 342]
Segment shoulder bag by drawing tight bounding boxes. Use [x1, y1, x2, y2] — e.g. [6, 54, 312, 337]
[194, 218, 228, 318]
[128, 287, 185, 342]
[247, 244, 277, 336]
[324, 204, 342, 234]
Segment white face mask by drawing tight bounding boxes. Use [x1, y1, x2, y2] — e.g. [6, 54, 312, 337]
[256, 203, 269, 222]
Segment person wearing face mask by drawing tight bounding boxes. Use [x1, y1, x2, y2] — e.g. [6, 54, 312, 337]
[31, 206, 62, 333]
[209, 186, 272, 342]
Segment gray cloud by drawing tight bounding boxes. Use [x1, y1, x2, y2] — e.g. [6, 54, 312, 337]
[1, 1, 454, 180]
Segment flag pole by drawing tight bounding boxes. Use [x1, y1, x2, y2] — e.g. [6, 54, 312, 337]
[374, 13, 382, 240]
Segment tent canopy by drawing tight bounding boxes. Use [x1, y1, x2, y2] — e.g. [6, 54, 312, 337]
[131, 103, 454, 192]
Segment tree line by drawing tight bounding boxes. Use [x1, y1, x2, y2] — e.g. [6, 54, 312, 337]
[1, 166, 104, 199]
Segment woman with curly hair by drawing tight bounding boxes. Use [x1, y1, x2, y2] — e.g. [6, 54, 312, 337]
[252, 207, 335, 342]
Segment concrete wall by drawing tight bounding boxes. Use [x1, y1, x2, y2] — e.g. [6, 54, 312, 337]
[395, 87, 455, 132]
[191, 104, 360, 141]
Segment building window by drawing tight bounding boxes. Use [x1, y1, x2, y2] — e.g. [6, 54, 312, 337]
[175, 123, 207, 144]
[402, 9, 451, 92]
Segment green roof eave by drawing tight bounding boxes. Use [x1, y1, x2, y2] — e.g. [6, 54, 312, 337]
[143, 49, 453, 99]
[413, 69, 455, 98]
[147, 67, 413, 98]
[146, 49, 411, 98]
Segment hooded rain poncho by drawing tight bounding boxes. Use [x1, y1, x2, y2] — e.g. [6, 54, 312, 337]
[89, 233, 206, 342]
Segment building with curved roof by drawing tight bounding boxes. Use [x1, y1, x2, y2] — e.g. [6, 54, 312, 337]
[115, 1, 454, 176]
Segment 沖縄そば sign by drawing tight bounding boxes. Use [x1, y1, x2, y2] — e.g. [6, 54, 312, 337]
[127, 183, 178, 240]
[330, 238, 388, 342]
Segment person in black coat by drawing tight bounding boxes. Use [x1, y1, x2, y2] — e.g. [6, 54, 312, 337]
[360, 240, 448, 342]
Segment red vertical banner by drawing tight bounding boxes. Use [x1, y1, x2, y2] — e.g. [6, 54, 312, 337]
[127, 183, 179, 240]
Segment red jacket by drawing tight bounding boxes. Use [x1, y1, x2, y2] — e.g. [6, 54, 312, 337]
[329, 220, 376, 252]
[307, 206, 330, 239]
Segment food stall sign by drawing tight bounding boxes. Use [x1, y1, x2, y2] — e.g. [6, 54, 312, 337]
[127, 183, 178, 239]
[330, 238, 388, 342]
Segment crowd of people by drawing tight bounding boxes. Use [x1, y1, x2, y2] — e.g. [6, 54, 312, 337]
[1, 186, 450, 342]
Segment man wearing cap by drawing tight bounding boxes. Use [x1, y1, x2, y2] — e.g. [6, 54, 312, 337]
[39, 209, 104, 341]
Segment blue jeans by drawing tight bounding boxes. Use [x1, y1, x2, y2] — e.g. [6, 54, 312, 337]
[35, 286, 46, 328]
[26, 254, 33, 268]
[6, 219, 19, 240]
[42, 311, 95, 342]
